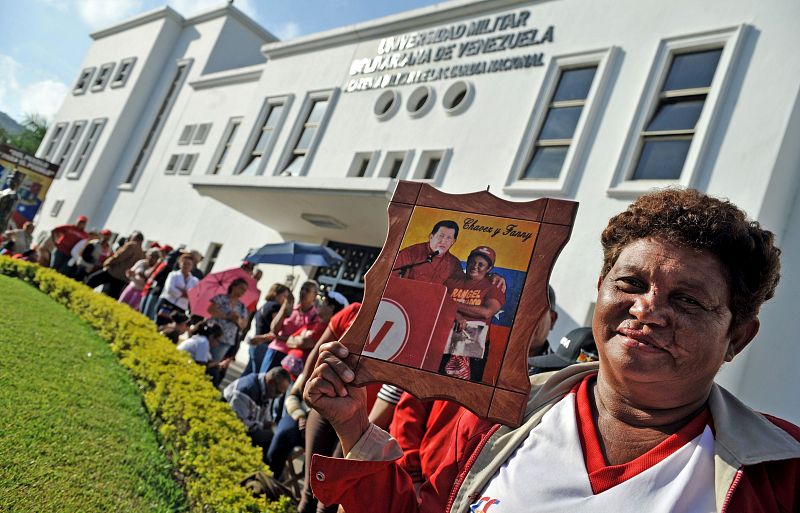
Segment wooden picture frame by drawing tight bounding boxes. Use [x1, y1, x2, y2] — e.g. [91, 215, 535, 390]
[340, 181, 578, 427]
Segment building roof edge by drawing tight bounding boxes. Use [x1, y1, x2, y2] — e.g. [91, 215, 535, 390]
[90, 6, 183, 40]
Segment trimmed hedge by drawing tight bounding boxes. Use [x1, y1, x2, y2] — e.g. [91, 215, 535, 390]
[0, 257, 293, 513]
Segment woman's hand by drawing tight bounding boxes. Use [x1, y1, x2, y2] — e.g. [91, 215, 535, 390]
[304, 341, 369, 454]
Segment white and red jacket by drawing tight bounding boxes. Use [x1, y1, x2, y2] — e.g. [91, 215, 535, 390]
[312, 363, 800, 513]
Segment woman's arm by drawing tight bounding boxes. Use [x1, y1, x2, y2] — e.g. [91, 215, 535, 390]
[453, 297, 502, 321]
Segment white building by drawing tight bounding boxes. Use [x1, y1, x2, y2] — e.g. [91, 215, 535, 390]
[36, 0, 800, 422]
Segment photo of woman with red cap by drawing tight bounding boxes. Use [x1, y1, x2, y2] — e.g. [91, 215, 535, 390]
[439, 245, 505, 382]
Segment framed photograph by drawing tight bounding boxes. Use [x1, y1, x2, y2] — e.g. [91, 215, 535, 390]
[340, 181, 577, 426]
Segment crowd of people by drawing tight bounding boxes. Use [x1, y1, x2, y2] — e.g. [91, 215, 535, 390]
[4, 187, 797, 512]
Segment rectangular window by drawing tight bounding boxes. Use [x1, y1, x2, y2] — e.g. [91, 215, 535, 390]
[165, 154, 181, 174]
[209, 118, 240, 175]
[378, 150, 411, 178]
[56, 121, 87, 171]
[50, 199, 64, 217]
[42, 122, 68, 161]
[347, 152, 378, 177]
[178, 153, 197, 175]
[192, 123, 211, 144]
[631, 49, 722, 180]
[66, 118, 106, 179]
[281, 95, 331, 176]
[521, 66, 597, 180]
[111, 57, 136, 88]
[124, 61, 190, 185]
[91, 62, 115, 92]
[239, 100, 285, 175]
[413, 149, 451, 181]
[178, 124, 195, 145]
[202, 242, 223, 274]
[312, 241, 381, 303]
[73, 67, 95, 95]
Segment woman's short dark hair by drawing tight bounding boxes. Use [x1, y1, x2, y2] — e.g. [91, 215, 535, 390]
[265, 283, 290, 301]
[190, 319, 223, 339]
[431, 220, 459, 239]
[227, 278, 249, 295]
[601, 188, 781, 327]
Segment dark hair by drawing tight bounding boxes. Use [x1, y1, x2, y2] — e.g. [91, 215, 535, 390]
[265, 283, 290, 301]
[266, 366, 291, 383]
[81, 243, 96, 263]
[321, 293, 347, 316]
[601, 188, 781, 327]
[170, 311, 189, 324]
[227, 278, 249, 294]
[300, 280, 318, 296]
[190, 319, 223, 339]
[431, 220, 459, 239]
[130, 231, 144, 243]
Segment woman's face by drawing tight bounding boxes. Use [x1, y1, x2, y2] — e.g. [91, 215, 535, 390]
[180, 258, 194, 273]
[231, 282, 248, 299]
[275, 290, 289, 304]
[301, 285, 318, 306]
[466, 254, 492, 281]
[593, 238, 738, 407]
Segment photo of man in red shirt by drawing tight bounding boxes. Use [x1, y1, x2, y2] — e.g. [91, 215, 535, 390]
[392, 220, 463, 284]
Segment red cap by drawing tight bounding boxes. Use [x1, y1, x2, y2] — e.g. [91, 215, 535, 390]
[76, 215, 88, 223]
[100, 229, 111, 236]
[160, 244, 174, 254]
[469, 246, 496, 266]
[149, 241, 160, 248]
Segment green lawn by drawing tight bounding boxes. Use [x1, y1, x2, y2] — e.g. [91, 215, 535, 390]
[0, 275, 187, 513]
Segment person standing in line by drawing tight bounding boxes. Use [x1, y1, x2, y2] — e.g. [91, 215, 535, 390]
[85, 231, 145, 299]
[140, 245, 177, 319]
[157, 253, 199, 323]
[50, 215, 89, 273]
[2, 221, 34, 254]
[118, 247, 162, 309]
[261, 280, 319, 373]
[207, 277, 250, 381]
[244, 283, 292, 376]
[0, 171, 22, 232]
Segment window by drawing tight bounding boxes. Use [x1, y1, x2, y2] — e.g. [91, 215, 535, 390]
[239, 100, 286, 175]
[56, 121, 87, 172]
[521, 66, 597, 180]
[165, 154, 181, 174]
[111, 57, 136, 88]
[413, 149, 452, 181]
[66, 118, 106, 179]
[178, 153, 198, 175]
[209, 118, 241, 175]
[42, 123, 68, 161]
[378, 150, 412, 178]
[192, 123, 211, 144]
[91, 62, 115, 92]
[281, 94, 333, 176]
[347, 152, 378, 177]
[631, 49, 722, 180]
[202, 242, 223, 274]
[407, 86, 433, 118]
[374, 90, 400, 120]
[312, 241, 380, 304]
[123, 60, 190, 186]
[73, 67, 95, 95]
[442, 81, 473, 115]
[178, 125, 195, 145]
[50, 199, 64, 217]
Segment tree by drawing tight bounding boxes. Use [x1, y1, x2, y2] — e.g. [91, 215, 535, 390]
[7, 115, 48, 155]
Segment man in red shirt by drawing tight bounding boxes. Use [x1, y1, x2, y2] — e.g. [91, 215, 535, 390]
[50, 215, 88, 273]
[392, 220, 463, 284]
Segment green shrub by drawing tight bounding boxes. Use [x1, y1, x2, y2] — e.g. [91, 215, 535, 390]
[0, 257, 294, 513]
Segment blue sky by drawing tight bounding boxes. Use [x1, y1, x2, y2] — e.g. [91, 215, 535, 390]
[0, 0, 442, 124]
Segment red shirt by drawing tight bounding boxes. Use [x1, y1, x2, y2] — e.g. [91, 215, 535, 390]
[393, 242, 463, 284]
[443, 274, 505, 323]
[52, 224, 88, 253]
[329, 302, 361, 339]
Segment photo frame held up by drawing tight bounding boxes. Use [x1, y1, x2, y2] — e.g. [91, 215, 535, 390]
[339, 182, 578, 427]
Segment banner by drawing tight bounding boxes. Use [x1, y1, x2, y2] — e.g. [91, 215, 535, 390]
[0, 144, 58, 229]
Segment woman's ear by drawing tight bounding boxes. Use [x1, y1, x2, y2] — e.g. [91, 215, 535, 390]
[727, 317, 760, 361]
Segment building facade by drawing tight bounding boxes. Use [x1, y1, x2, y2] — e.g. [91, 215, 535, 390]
[36, 0, 800, 422]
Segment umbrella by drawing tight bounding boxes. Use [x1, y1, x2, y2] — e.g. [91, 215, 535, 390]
[244, 241, 344, 267]
[187, 266, 261, 318]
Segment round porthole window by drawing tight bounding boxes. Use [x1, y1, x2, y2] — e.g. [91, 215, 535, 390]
[407, 86, 434, 118]
[442, 81, 474, 115]
[374, 90, 400, 121]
